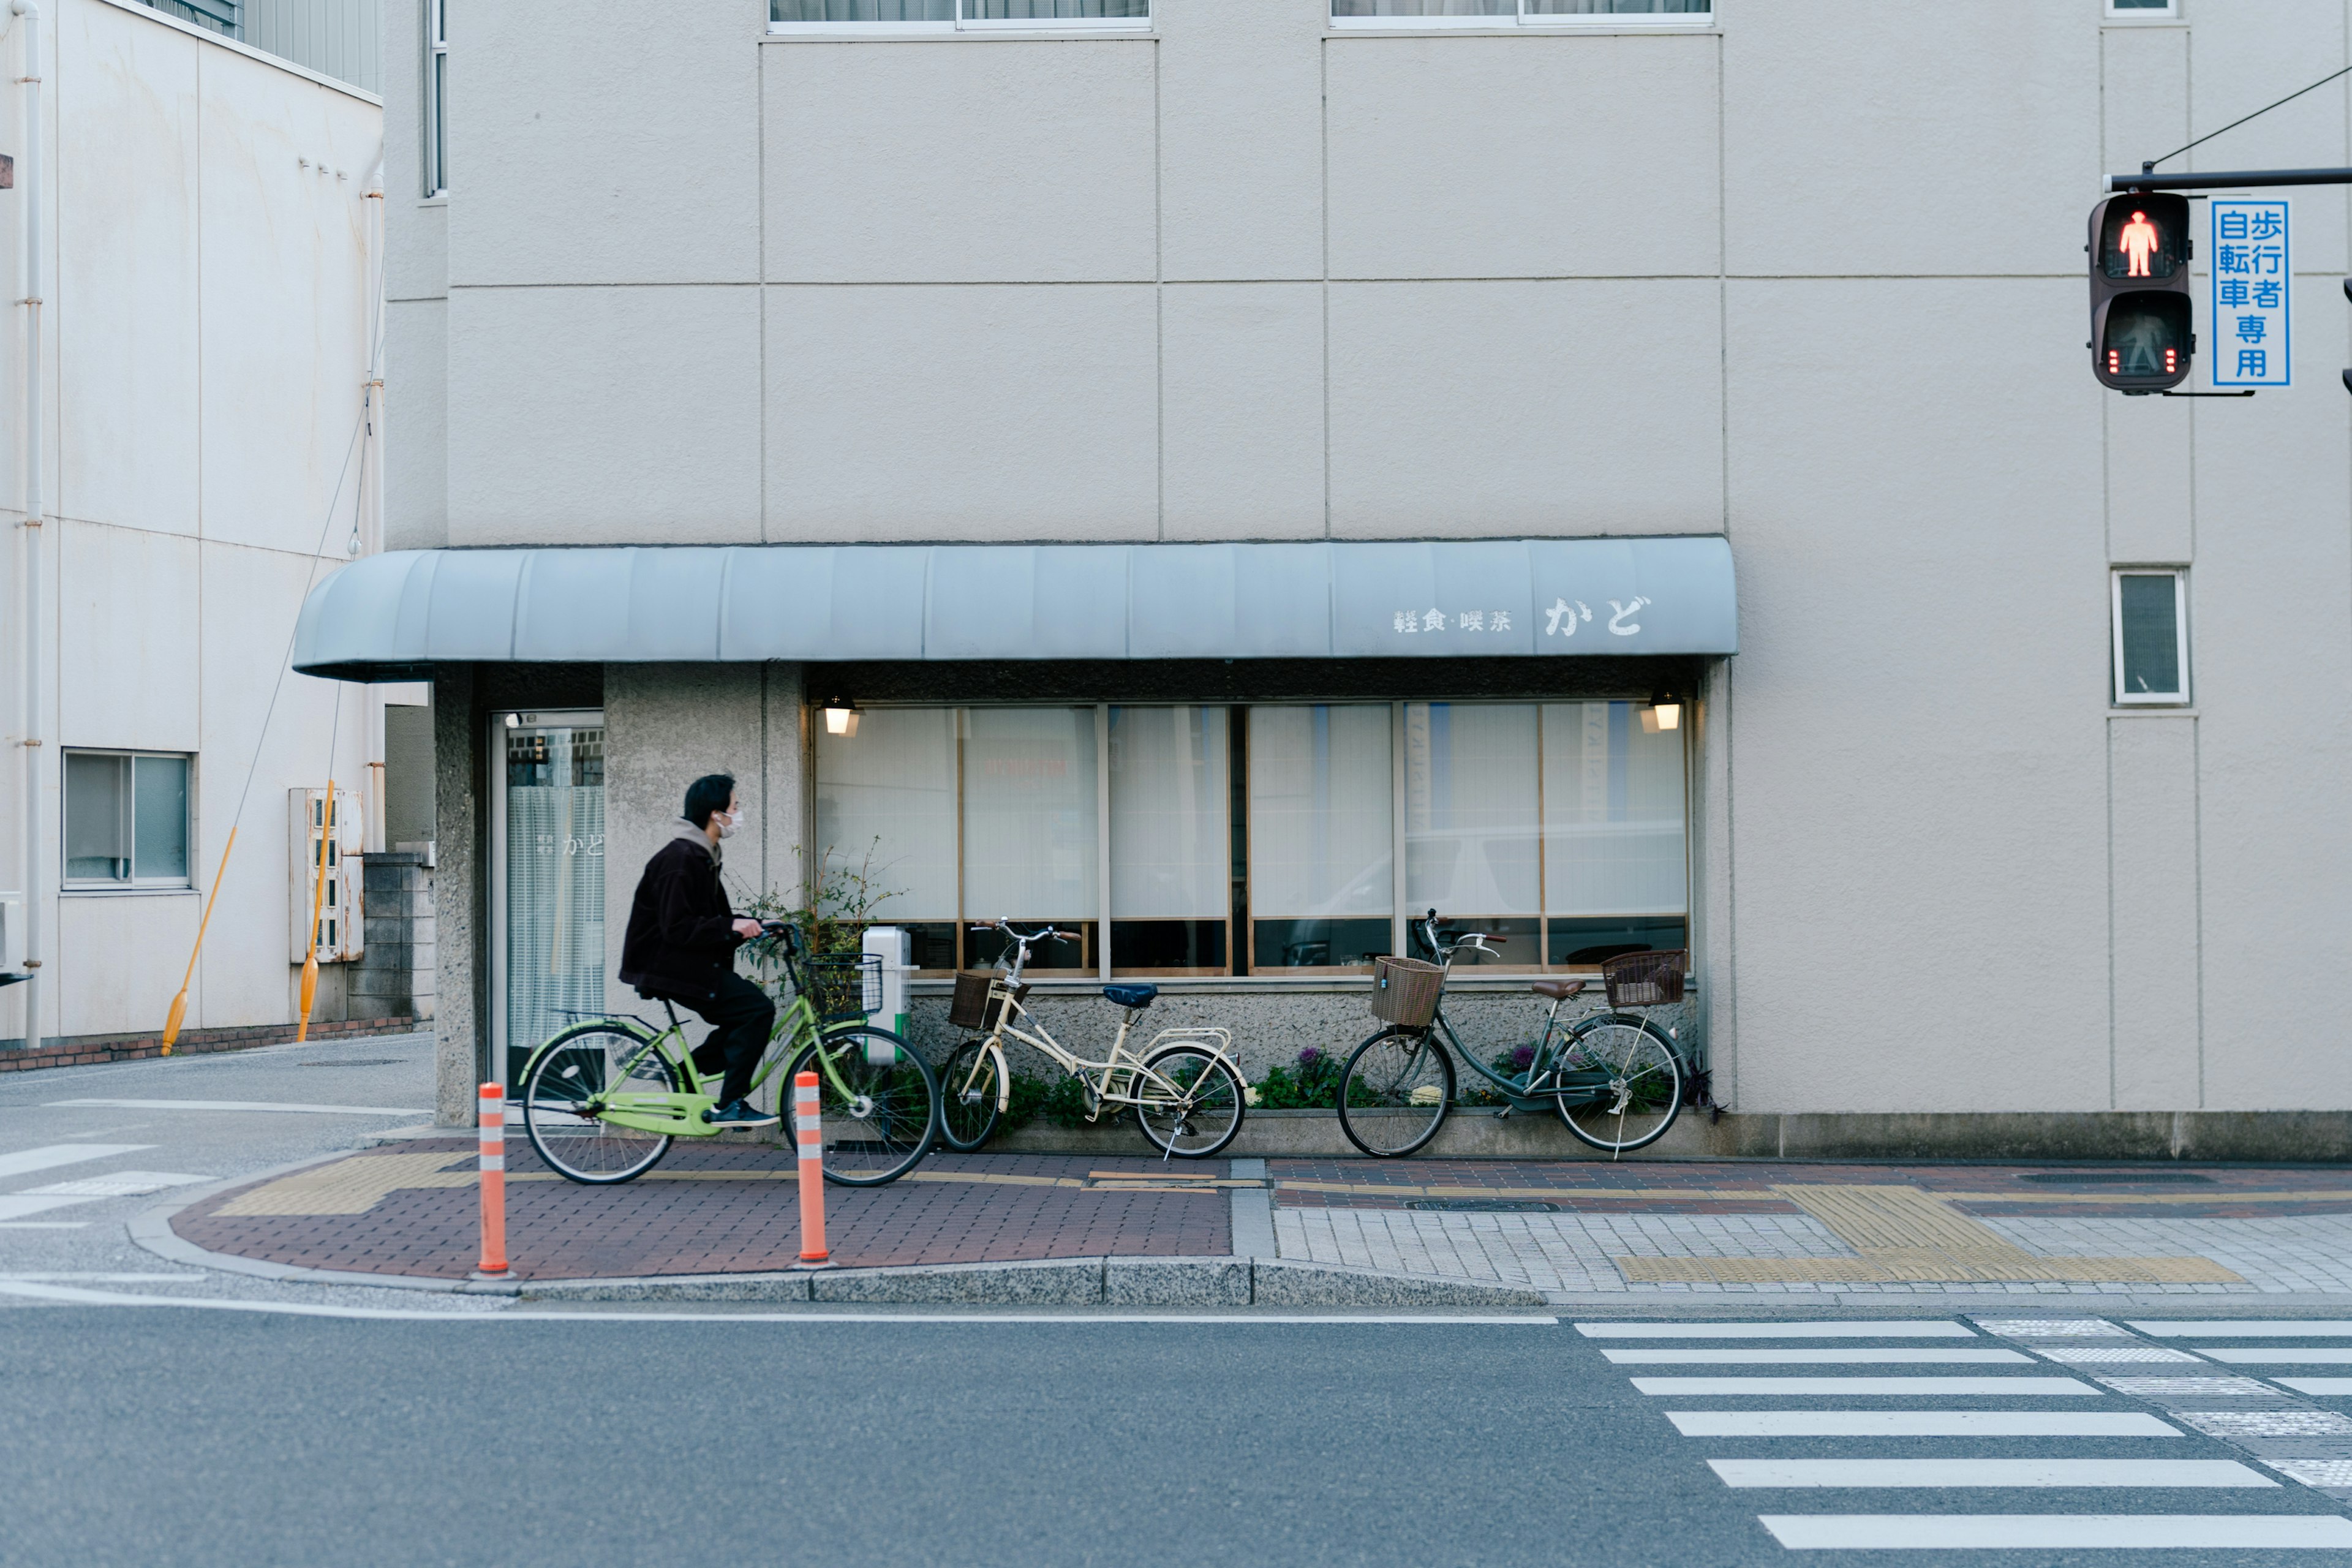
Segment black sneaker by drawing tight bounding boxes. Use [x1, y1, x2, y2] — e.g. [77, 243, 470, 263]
[704, 1099, 780, 1128]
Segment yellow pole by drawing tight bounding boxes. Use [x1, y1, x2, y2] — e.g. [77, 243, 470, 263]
[160, 824, 238, 1055]
[296, 784, 333, 1044]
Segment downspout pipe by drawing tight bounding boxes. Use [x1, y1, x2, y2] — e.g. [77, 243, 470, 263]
[11, 0, 40, 1049]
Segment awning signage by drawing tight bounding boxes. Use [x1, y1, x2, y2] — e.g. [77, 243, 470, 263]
[292, 537, 1736, 682]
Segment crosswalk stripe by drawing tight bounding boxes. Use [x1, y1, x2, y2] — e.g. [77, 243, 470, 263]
[1603, 1348, 2032, 1365]
[0, 1145, 153, 1181]
[2197, 1348, 2352, 1363]
[1711, 1458, 2273, 1488]
[1668, 1411, 2179, 1436]
[2130, 1321, 2352, 1337]
[1576, 1320, 1974, 1340]
[1757, 1514, 2352, 1550]
[1634, 1376, 2096, 1396]
[2274, 1378, 2352, 1395]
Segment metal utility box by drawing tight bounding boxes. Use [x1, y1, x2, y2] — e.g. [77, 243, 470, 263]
[0, 893, 22, 975]
[288, 788, 365, 963]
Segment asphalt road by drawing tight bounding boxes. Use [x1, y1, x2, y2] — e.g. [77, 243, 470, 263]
[9, 1305, 2352, 1568]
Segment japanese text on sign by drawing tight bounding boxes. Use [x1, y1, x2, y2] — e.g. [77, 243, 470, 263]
[2211, 199, 2290, 388]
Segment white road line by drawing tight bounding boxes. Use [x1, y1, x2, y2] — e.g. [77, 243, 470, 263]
[0, 1282, 1559, 1324]
[1604, 1348, 2033, 1365]
[44, 1099, 429, 1117]
[0, 1195, 103, 1221]
[2132, 1321, 2352, 1337]
[1576, 1321, 1973, 1340]
[2274, 1379, 2352, 1395]
[1713, 1459, 2273, 1488]
[21, 1172, 210, 1197]
[1668, 1411, 2180, 1437]
[1758, 1514, 2352, 1550]
[0, 1273, 203, 1282]
[0, 1223, 88, 1230]
[0, 1144, 153, 1180]
[2198, 1348, 2352, 1363]
[1634, 1377, 2097, 1397]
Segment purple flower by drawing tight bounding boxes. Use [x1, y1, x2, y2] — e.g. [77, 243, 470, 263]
[1510, 1046, 1536, 1070]
[1297, 1047, 1324, 1066]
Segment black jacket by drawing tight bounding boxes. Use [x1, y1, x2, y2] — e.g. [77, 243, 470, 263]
[617, 836, 741, 998]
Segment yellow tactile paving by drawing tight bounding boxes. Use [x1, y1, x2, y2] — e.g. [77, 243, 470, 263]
[215, 1153, 477, 1216]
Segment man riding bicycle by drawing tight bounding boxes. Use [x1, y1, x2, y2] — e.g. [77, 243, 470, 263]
[616, 772, 779, 1129]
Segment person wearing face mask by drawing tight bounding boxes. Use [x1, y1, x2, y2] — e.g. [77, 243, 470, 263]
[617, 772, 779, 1128]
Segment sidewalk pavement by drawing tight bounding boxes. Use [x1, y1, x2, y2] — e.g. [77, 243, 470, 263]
[154, 1137, 2352, 1301]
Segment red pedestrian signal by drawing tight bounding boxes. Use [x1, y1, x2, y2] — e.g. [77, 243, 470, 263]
[2089, 194, 2193, 392]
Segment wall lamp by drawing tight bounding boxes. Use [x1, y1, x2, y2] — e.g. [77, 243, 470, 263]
[1641, 692, 1682, 734]
[821, 697, 860, 737]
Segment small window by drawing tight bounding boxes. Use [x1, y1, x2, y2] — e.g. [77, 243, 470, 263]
[1332, 0, 1709, 26]
[770, 0, 1149, 29]
[2106, 0, 2176, 17]
[2113, 570, 2189, 704]
[65, 752, 193, 888]
[423, 0, 448, 197]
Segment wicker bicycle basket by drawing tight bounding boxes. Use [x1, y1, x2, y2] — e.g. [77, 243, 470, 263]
[948, 971, 1030, 1032]
[1369, 955, 1446, 1029]
[804, 954, 883, 1025]
[1602, 949, 1687, 1009]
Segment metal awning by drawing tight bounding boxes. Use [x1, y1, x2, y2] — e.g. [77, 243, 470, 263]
[291, 538, 1737, 682]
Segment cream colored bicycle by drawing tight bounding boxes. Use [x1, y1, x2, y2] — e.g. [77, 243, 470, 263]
[937, 919, 1246, 1159]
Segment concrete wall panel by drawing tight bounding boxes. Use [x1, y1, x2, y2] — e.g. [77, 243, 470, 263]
[1327, 279, 1721, 538]
[447, 285, 763, 546]
[763, 40, 1156, 284]
[1327, 34, 1721, 281]
[383, 296, 448, 551]
[57, 522, 202, 753]
[2186, 2, 2349, 276]
[2108, 715, 2200, 1110]
[764, 283, 1158, 541]
[1158, 0, 1322, 281]
[58, 892, 199, 1037]
[1161, 282, 1325, 540]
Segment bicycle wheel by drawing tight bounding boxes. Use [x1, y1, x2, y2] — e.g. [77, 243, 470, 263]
[789, 1026, 939, 1186]
[1133, 1046, 1245, 1159]
[521, 1023, 679, 1184]
[1555, 1015, 1683, 1155]
[1336, 1026, 1454, 1158]
[939, 1039, 1003, 1152]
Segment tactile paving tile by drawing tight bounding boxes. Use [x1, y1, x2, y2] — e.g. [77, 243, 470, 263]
[2099, 1376, 2282, 1397]
[2178, 1410, 2352, 1438]
[2034, 1346, 2206, 1363]
[2264, 1460, 2352, 1488]
[1973, 1318, 2125, 1337]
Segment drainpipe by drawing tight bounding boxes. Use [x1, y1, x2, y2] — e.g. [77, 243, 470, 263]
[360, 146, 385, 853]
[12, 0, 41, 1049]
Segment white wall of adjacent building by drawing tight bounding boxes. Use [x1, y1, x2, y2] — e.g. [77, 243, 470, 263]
[0, 0, 383, 1046]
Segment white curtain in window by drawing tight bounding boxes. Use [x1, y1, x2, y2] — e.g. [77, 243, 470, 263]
[813, 707, 957, 918]
[1541, 701, 1686, 915]
[1403, 703, 1539, 915]
[1109, 706, 1227, 919]
[503, 726, 606, 1057]
[962, 707, 1099, 918]
[1248, 706, 1392, 919]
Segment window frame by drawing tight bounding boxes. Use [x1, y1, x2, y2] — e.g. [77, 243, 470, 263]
[767, 1, 1153, 36]
[423, 0, 448, 198]
[1329, 1, 1713, 31]
[61, 748, 197, 893]
[2104, 0, 2177, 19]
[2111, 567, 2192, 706]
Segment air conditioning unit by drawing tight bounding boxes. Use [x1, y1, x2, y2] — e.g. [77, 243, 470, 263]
[0, 892, 22, 978]
[288, 788, 364, 963]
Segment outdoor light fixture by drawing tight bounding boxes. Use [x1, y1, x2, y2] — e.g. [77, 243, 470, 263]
[822, 698, 860, 738]
[1641, 692, 1682, 734]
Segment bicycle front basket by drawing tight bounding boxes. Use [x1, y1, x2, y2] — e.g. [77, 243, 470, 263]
[1602, 949, 1686, 1009]
[1370, 955, 1444, 1028]
[805, 954, 883, 1024]
[948, 971, 1028, 1032]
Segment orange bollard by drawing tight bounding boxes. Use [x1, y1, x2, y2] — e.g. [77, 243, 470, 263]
[794, 1071, 830, 1268]
[473, 1082, 510, 1279]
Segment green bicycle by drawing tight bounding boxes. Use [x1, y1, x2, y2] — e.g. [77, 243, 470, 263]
[518, 921, 940, 1186]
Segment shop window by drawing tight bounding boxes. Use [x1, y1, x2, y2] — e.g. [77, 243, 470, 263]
[1332, 0, 1709, 26]
[813, 706, 960, 971]
[1110, 706, 1229, 974]
[771, 0, 1150, 28]
[2113, 569, 2188, 705]
[1248, 706, 1395, 973]
[64, 751, 192, 888]
[962, 707, 1099, 972]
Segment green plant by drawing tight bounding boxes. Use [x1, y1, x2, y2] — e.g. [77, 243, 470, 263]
[1039, 1074, 1095, 1129]
[741, 839, 902, 996]
[1251, 1046, 1345, 1109]
[999, 1072, 1055, 1133]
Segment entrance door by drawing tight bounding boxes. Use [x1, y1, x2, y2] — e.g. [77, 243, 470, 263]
[490, 710, 606, 1087]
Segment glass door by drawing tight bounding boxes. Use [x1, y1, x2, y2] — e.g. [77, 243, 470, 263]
[489, 710, 606, 1087]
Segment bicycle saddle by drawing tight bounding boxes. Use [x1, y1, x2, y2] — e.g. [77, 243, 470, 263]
[1102, 984, 1159, 1010]
[1530, 979, 1586, 1001]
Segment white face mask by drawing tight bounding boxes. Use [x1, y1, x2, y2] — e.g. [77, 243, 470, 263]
[714, 809, 739, 839]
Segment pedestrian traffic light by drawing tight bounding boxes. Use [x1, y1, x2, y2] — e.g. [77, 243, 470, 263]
[2088, 193, 2193, 393]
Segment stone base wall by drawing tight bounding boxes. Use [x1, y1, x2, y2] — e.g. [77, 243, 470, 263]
[355, 851, 435, 1023]
[0, 1016, 421, 1074]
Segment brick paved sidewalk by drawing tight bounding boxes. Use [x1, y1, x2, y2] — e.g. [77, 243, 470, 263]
[173, 1142, 1233, 1281]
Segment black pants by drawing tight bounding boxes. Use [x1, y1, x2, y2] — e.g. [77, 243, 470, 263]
[666, 971, 775, 1106]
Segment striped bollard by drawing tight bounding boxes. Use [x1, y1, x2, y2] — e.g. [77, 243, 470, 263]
[794, 1071, 830, 1268]
[473, 1082, 510, 1279]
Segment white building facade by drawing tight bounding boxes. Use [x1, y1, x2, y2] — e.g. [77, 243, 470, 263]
[333, 0, 2352, 1154]
[0, 0, 412, 1054]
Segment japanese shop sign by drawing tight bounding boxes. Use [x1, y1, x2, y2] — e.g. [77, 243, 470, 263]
[2211, 198, 2290, 388]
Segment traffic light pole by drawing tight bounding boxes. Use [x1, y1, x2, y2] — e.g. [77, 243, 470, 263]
[2109, 167, 2352, 192]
